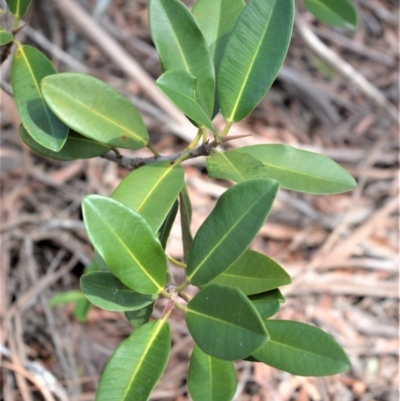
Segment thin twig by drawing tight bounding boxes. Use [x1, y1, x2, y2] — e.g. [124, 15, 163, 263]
[101, 140, 218, 170]
[102, 134, 252, 170]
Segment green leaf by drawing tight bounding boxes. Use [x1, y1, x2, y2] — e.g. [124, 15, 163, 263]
[218, 0, 294, 122]
[186, 284, 269, 360]
[188, 345, 237, 401]
[19, 125, 110, 161]
[156, 69, 216, 133]
[49, 290, 86, 307]
[249, 289, 285, 319]
[80, 272, 156, 312]
[0, 26, 13, 45]
[252, 320, 351, 376]
[41, 72, 149, 150]
[96, 320, 171, 401]
[186, 179, 279, 286]
[73, 298, 92, 323]
[94, 250, 110, 272]
[192, 0, 244, 75]
[237, 144, 357, 194]
[111, 161, 184, 232]
[206, 151, 269, 183]
[192, 0, 245, 117]
[158, 200, 179, 249]
[49, 293, 92, 322]
[305, 0, 358, 29]
[125, 303, 155, 328]
[6, 0, 32, 17]
[208, 250, 291, 295]
[149, 0, 215, 116]
[82, 195, 167, 295]
[11, 45, 69, 151]
[179, 185, 193, 264]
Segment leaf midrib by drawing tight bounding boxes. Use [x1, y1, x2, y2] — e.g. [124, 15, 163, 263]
[228, 1, 275, 121]
[262, 337, 346, 365]
[123, 321, 166, 399]
[45, 83, 147, 145]
[218, 153, 245, 181]
[261, 161, 351, 186]
[92, 203, 163, 291]
[188, 191, 266, 282]
[162, 2, 190, 72]
[188, 307, 264, 335]
[20, 47, 56, 135]
[136, 164, 175, 213]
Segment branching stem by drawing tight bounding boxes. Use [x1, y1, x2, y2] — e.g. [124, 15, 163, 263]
[101, 134, 251, 170]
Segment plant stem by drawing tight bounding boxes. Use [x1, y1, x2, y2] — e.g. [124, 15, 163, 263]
[185, 128, 202, 151]
[178, 292, 192, 303]
[173, 302, 186, 312]
[167, 254, 187, 269]
[147, 142, 160, 157]
[220, 121, 233, 137]
[13, 17, 20, 30]
[175, 279, 190, 293]
[160, 288, 171, 299]
[201, 126, 207, 143]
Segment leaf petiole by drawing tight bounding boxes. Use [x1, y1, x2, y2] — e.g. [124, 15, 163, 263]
[167, 254, 187, 269]
[220, 120, 233, 137]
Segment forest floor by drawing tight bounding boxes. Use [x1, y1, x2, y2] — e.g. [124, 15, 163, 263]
[0, 0, 399, 400]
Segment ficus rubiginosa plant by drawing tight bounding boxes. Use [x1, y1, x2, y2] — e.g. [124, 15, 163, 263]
[2, 0, 358, 399]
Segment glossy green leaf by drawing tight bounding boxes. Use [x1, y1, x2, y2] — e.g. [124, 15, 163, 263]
[218, 0, 294, 122]
[96, 320, 171, 401]
[249, 289, 285, 319]
[41, 72, 149, 150]
[180, 185, 193, 264]
[237, 144, 357, 194]
[188, 345, 237, 401]
[208, 250, 291, 295]
[11, 45, 69, 151]
[19, 125, 110, 161]
[111, 161, 184, 232]
[186, 284, 269, 360]
[125, 303, 155, 328]
[6, 0, 32, 17]
[305, 0, 358, 29]
[80, 272, 156, 312]
[49, 290, 86, 307]
[0, 27, 13, 45]
[187, 179, 279, 286]
[156, 69, 216, 133]
[252, 320, 351, 376]
[149, 0, 215, 116]
[206, 151, 269, 183]
[82, 195, 167, 295]
[192, 0, 244, 74]
[158, 200, 179, 249]
[192, 0, 245, 117]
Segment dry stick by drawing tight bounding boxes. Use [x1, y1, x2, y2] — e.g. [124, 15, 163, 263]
[7, 327, 32, 401]
[51, 0, 196, 135]
[23, 24, 90, 73]
[295, 16, 399, 125]
[0, 361, 56, 401]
